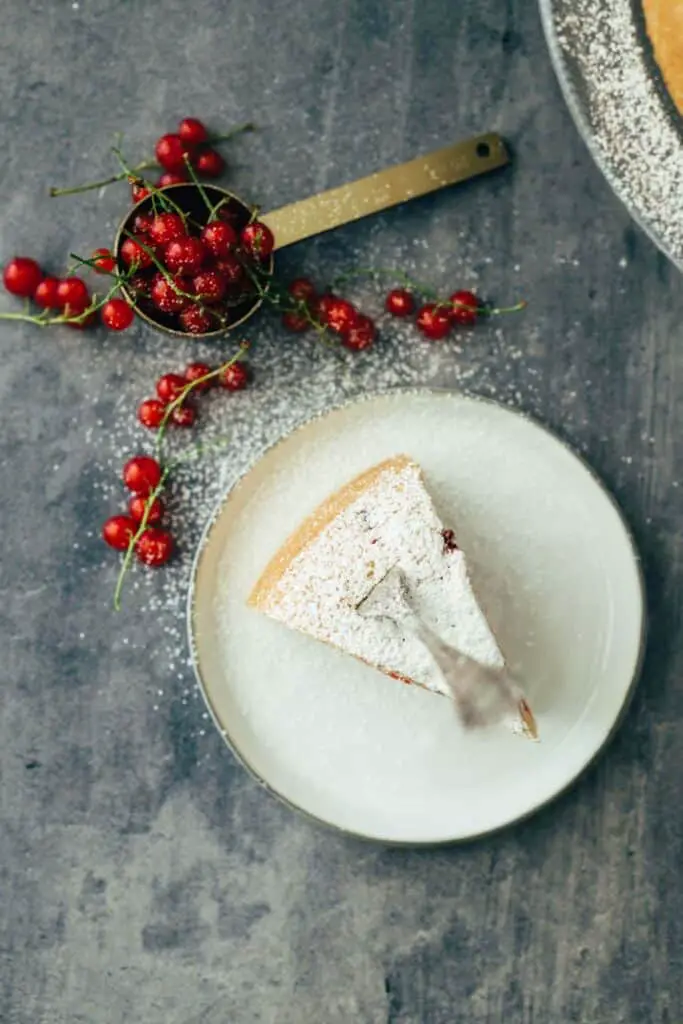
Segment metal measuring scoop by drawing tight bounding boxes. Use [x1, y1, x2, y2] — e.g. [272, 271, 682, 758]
[356, 567, 537, 738]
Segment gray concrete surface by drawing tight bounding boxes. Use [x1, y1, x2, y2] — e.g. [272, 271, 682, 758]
[1, 1, 682, 1022]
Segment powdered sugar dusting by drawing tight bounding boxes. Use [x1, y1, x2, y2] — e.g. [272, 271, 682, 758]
[544, 0, 683, 267]
[258, 458, 503, 693]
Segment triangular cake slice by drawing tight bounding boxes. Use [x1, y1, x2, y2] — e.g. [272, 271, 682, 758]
[249, 455, 528, 729]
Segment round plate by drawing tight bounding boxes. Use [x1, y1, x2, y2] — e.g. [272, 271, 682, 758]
[188, 392, 645, 844]
[540, 0, 683, 271]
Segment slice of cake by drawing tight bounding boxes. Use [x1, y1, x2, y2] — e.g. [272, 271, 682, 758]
[249, 455, 529, 728]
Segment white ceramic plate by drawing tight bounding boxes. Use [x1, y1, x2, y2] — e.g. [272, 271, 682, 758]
[189, 392, 645, 844]
[540, 0, 683, 271]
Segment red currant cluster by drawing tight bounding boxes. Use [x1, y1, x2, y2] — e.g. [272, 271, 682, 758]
[137, 358, 248, 430]
[385, 287, 481, 340]
[102, 353, 249, 597]
[103, 456, 172, 567]
[120, 203, 274, 336]
[133, 117, 231, 197]
[280, 277, 376, 350]
[2, 254, 133, 330]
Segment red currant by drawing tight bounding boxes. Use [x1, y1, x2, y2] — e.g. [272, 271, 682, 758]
[214, 254, 244, 288]
[133, 212, 154, 234]
[287, 277, 317, 303]
[65, 303, 95, 329]
[416, 303, 451, 341]
[282, 311, 310, 332]
[201, 221, 237, 257]
[343, 315, 375, 351]
[194, 148, 224, 177]
[163, 237, 206, 275]
[102, 514, 137, 551]
[150, 273, 189, 314]
[137, 398, 167, 429]
[449, 289, 479, 326]
[171, 404, 197, 427]
[192, 269, 226, 304]
[219, 362, 249, 391]
[149, 213, 187, 246]
[120, 237, 154, 269]
[128, 494, 164, 524]
[157, 171, 188, 188]
[155, 133, 191, 172]
[240, 221, 274, 260]
[123, 455, 162, 495]
[179, 304, 214, 334]
[314, 294, 338, 324]
[127, 273, 152, 298]
[178, 117, 209, 146]
[156, 373, 187, 403]
[385, 288, 415, 317]
[101, 298, 134, 331]
[131, 181, 150, 204]
[33, 276, 62, 309]
[91, 248, 116, 274]
[135, 528, 173, 566]
[184, 362, 214, 390]
[3, 257, 43, 298]
[324, 297, 358, 336]
[56, 277, 90, 310]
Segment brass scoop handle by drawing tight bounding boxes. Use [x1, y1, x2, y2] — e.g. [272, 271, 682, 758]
[260, 132, 509, 251]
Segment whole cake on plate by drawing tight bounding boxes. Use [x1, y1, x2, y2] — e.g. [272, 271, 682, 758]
[249, 455, 532, 733]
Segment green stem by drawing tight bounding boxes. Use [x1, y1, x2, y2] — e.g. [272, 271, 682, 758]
[182, 154, 213, 215]
[49, 158, 156, 197]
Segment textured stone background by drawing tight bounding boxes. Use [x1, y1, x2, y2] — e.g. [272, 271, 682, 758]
[1, 1, 682, 1022]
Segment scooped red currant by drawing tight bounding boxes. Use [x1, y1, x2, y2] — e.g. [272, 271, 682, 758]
[150, 273, 189, 314]
[416, 303, 451, 341]
[120, 237, 154, 269]
[184, 362, 214, 390]
[128, 494, 164, 524]
[155, 133, 191, 172]
[137, 398, 167, 429]
[127, 273, 152, 298]
[3, 257, 43, 298]
[178, 117, 209, 146]
[194, 148, 224, 177]
[149, 213, 187, 246]
[343, 315, 375, 351]
[163, 237, 206, 275]
[192, 269, 226, 304]
[33, 277, 62, 309]
[156, 373, 187, 403]
[214, 254, 244, 288]
[123, 455, 163, 495]
[385, 288, 415, 317]
[219, 362, 249, 391]
[91, 248, 116, 274]
[135, 528, 173, 566]
[179, 305, 214, 334]
[324, 297, 358, 336]
[133, 212, 154, 235]
[56, 277, 89, 310]
[287, 277, 317, 303]
[101, 298, 134, 331]
[102, 515, 137, 551]
[201, 221, 237, 257]
[240, 221, 274, 259]
[157, 171, 188, 188]
[171, 404, 197, 427]
[282, 312, 309, 332]
[449, 289, 479, 326]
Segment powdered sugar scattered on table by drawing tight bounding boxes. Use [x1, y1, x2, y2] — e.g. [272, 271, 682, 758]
[543, 0, 683, 267]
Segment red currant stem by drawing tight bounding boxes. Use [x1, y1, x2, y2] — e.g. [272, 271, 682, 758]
[182, 153, 213, 215]
[113, 150, 191, 225]
[113, 466, 171, 611]
[49, 157, 157, 197]
[206, 195, 232, 222]
[208, 122, 256, 144]
[153, 343, 250, 460]
[69, 251, 132, 286]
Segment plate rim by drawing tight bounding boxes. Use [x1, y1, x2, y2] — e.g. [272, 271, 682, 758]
[538, 0, 683, 274]
[187, 387, 648, 846]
